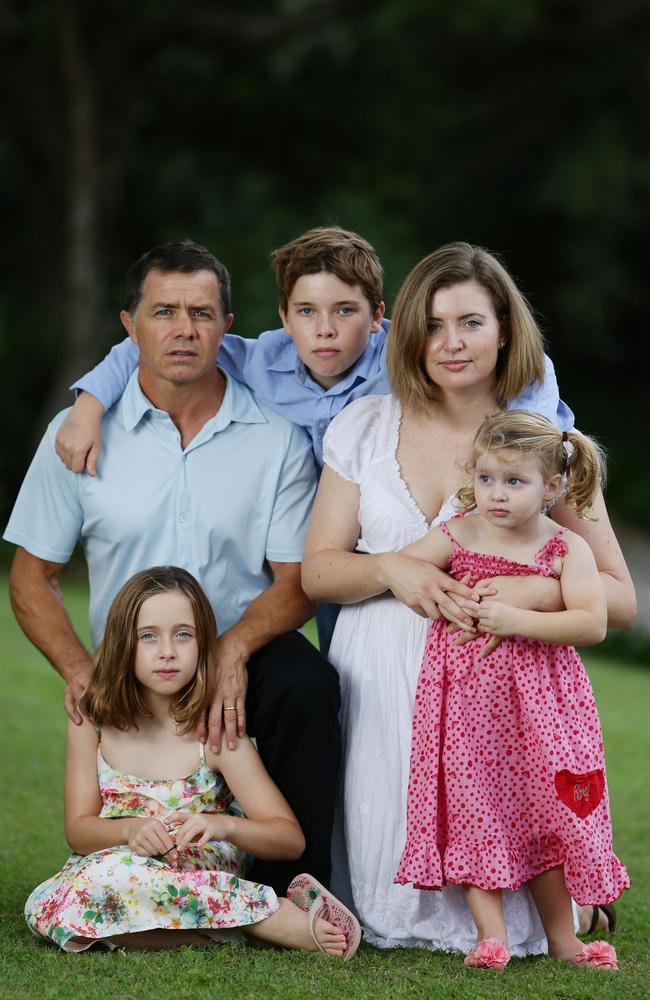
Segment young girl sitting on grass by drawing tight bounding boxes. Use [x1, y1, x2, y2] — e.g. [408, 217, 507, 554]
[394, 411, 629, 971]
[25, 566, 360, 957]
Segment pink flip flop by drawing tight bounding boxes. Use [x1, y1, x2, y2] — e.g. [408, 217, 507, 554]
[287, 873, 361, 960]
[570, 940, 618, 970]
[464, 938, 511, 971]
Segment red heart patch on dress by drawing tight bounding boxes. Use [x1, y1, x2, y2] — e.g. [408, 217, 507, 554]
[554, 769, 605, 818]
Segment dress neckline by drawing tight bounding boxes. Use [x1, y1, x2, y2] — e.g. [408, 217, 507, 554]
[98, 744, 208, 784]
[389, 397, 456, 529]
[441, 519, 568, 576]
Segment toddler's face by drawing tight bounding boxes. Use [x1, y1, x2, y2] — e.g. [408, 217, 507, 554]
[474, 449, 561, 528]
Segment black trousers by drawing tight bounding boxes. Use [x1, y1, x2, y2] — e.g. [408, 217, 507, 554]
[244, 631, 341, 896]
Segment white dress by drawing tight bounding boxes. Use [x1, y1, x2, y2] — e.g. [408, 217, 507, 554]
[325, 394, 548, 955]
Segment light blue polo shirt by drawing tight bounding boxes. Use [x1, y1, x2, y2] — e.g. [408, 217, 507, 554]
[72, 320, 575, 468]
[4, 372, 317, 648]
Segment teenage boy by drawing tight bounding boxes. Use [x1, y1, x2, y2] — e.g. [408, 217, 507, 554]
[55, 227, 573, 653]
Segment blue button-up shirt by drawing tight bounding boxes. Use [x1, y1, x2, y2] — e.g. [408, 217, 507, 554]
[73, 320, 574, 468]
[4, 372, 316, 647]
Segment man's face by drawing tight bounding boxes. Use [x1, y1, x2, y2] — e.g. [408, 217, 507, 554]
[279, 272, 384, 389]
[120, 268, 233, 389]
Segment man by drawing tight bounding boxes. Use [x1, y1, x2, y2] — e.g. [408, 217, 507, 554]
[4, 240, 340, 895]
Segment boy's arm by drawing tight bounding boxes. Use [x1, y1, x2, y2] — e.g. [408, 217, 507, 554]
[477, 534, 607, 645]
[510, 354, 575, 431]
[56, 337, 140, 475]
[72, 336, 140, 410]
[57, 333, 259, 475]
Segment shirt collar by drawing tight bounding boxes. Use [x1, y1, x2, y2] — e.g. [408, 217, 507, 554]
[121, 369, 268, 433]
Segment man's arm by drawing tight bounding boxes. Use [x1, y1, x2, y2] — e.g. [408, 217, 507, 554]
[205, 560, 314, 754]
[9, 548, 93, 722]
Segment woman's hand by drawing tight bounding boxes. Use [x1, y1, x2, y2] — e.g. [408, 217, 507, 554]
[126, 817, 178, 862]
[379, 553, 480, 629]
[55, 393, 104, 476]
[165, 811, 233, 849]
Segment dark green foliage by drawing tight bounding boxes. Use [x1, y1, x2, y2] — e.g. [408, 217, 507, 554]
[1, 0, 649, 523]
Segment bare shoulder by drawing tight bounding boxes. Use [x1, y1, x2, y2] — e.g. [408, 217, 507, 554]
[558, 527, 597, 563]
[204, 735, 258, 776]
[67, 713, 100, 749]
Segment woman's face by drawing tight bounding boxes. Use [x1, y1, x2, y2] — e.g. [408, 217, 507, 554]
[422, 280, 502, 395]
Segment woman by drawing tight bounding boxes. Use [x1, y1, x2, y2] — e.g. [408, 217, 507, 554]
[302, 243, 635, 954]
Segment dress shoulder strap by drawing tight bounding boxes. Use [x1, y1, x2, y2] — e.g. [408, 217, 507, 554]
[439, 519, 462, 549]
[534, 526, 569, 573]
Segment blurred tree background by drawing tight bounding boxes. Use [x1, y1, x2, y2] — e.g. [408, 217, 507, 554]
[1, 0, 649, 526]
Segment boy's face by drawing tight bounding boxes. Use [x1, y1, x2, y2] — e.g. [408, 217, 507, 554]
[279, 272, 384, 389]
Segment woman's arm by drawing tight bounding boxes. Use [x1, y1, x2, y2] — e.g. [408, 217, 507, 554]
[476, 534, 607, 645]
[64, 718, 177, 858]
[302, 467, 479, 628]
[169, 738, 305, 860]
[551, 488, 636, 628]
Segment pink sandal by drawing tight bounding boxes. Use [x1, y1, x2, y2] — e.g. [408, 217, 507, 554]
[287, 873, 361, 960]
[464, 938, 511, 971]
[570, 941, 618, 970]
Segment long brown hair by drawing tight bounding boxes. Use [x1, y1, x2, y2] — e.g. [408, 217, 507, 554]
[81, 567, 216, 733]
[456, 411, 606, 519]
[388, 242, 546, 411]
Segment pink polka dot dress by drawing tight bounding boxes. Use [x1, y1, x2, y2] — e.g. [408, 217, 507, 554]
[394, 521, 630, 906]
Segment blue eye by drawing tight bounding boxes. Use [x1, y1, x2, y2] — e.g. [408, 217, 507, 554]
[426, 322, 440, 334]
[298, 307, 313, 317]
[466, 319, 481, 329]
[139, 630, 156, 641]
[339, 306, 354, 315]
[176, 629, 194, 640]
[507, 477, 523, 486]
[478, 474, 491, 484]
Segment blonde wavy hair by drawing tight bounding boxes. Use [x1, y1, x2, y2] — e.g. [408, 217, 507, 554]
[388, 242, 546, 411]
[81, 566, 216, 733]
[456, 411, 606, 519]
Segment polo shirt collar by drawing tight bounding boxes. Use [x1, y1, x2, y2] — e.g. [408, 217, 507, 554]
[121, 369, 267, 434]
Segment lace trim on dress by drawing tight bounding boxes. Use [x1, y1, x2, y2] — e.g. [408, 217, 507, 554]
[391, 399, 457, 530]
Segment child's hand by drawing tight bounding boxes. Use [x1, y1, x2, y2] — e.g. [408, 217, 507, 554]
[55, 393, 104, 476]
[165, 810, 234, 849]
[476, 599, 521, 637]
[127, 817, 178, 863]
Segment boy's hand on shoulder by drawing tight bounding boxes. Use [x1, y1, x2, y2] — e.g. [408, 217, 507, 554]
[55, 393, 105, 476]
[165, 810, 234, 849]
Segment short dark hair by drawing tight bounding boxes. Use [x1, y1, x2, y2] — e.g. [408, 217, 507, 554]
[125, 240, 232, 316]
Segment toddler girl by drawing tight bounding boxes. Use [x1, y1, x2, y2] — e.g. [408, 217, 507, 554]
[25, 566, 359, 957]
[394, 411, 629, 971]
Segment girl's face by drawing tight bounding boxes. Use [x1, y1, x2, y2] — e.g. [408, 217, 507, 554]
[134, 589, 199, 697]
[474, 449, 562, 528]
[422, 280, 502, 394]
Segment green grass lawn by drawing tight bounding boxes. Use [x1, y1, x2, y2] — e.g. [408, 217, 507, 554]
[1, 575, 648, 999]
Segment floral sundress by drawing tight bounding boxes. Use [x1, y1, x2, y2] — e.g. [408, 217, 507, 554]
[25, 744, 279, 951]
